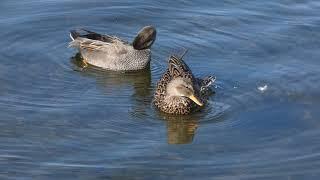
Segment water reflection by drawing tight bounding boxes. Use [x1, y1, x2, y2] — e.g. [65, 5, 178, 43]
[160, 101, 229, 144]
[70, 53, 152, 97]
[161, 114, 199, 144]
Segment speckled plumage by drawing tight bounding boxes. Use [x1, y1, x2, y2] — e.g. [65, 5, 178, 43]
[68, 26, 156, 71]
[154, 55, 215, 115]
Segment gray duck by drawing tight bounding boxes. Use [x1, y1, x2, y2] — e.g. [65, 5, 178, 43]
[69, 26, 156, 71]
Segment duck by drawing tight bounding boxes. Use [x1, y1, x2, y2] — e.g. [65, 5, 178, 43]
[153, 52, 215, 115]
[68, 26, 156, 71]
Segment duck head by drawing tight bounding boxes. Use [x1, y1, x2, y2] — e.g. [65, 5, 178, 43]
[166, 77, 203, 106]
[132, 26, 157, 50]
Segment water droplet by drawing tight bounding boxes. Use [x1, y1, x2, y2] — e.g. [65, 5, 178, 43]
[257, 84, 268, 92]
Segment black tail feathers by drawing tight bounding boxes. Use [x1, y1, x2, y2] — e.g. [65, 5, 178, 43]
[69, 30, 80, 40]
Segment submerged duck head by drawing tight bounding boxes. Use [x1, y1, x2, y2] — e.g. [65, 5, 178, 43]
[132, 26, 157, 50]
[166, 77, 203, 106]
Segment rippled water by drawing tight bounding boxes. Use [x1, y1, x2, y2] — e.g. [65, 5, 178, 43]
[1, 0, 320, 179]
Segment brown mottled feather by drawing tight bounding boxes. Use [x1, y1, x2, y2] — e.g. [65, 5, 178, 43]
[153, 55, 214, 115]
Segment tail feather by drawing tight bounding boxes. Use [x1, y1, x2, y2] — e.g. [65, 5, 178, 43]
[69, 30, 82, 48]
[69, 30, 80, 41]
[68, 38, 81, 48]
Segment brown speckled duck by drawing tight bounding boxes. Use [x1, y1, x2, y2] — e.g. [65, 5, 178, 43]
[153, 53, 215, 115]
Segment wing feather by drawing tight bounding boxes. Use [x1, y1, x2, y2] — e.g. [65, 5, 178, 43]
[168, 55, 195, 80]
[69, 37, 127, 54]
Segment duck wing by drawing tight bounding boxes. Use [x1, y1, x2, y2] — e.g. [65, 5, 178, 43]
[168, 54, 195, 80]
[69, 37, 128, 55]
[69, 29, 129, 55]
[70, 29, 129, 44]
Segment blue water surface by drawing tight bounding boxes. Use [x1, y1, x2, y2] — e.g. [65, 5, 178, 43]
[1, 0, 320, 179]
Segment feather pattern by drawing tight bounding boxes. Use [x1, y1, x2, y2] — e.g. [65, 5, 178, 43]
[154, 55, 215, 115]
[68, 26, 156, 71]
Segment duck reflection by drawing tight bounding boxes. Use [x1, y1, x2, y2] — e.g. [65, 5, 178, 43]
[71, 53, 151, 91]
[72, 53, 198, 145]
[70, 53, 152, 112]
[161, 114, 199, 144]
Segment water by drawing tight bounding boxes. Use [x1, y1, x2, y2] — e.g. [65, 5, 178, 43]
[1, 0, 320, 179]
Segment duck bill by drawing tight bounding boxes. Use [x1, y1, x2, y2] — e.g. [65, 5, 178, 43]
[188, 94, 203, 106]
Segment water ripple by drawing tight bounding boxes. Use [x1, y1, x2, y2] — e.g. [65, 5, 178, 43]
[1, 0, 320, 179]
